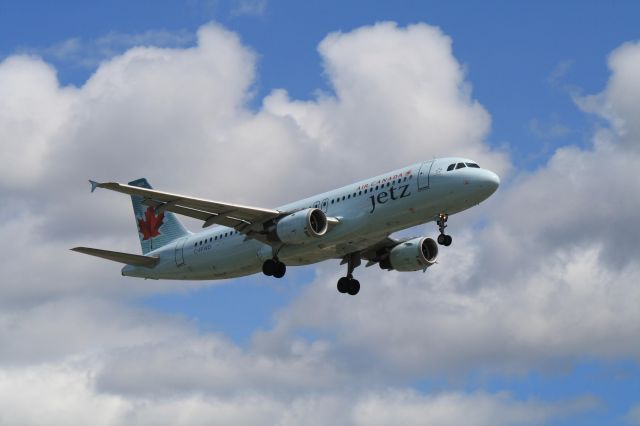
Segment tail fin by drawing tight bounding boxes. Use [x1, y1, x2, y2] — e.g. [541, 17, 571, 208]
[129, 178, 190, 254]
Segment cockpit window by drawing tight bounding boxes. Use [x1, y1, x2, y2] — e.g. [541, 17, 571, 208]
[447, 163, 455, 171]
[455, 163, 466, 169]
[466, 163, 480, 168]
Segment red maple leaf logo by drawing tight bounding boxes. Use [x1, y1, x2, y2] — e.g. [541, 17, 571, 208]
[137, 207, 164, 240]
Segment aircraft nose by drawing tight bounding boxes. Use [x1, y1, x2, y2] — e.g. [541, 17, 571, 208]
[477, 170, 500, 198]
[481, 170, 500, 194]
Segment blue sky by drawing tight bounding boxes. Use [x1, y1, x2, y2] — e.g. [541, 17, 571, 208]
[1, 1, 639, 424]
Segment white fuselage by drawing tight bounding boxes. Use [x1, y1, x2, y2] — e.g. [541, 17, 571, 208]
[122, 157, 499, 280]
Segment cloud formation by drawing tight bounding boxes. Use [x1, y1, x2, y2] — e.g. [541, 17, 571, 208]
[1, 22, 637, 424]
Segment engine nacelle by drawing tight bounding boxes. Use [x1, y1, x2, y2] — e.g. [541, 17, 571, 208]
[275, 208, 328, 244]
[384, 237, 438, 272]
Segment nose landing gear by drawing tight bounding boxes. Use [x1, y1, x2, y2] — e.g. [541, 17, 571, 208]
[436, 213, 452, 246]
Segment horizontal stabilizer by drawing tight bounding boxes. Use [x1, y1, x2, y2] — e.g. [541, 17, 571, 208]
[71, 247, 159, 267]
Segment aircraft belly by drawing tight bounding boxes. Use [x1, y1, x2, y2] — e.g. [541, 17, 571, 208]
[148, 238, 262, 280]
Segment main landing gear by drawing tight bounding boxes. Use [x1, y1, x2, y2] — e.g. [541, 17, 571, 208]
[337, 253, 361, 296]
[436, 213, 452, 246]
[262, 258, 286, 278]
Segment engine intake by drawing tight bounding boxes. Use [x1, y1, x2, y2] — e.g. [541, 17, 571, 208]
[381, 237, 438, 271]
[275, 208, 328, 244]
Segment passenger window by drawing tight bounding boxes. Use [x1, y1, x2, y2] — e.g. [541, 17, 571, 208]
[456, 163, 466, 169]
[466, 163, 480, 168]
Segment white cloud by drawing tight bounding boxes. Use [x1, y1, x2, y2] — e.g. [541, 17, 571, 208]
[27, 30, 196, 68]
[264, 22, 509, 179]
[0, 298, 191, 365]
[352, 390, 598, 426]
[0, 20, 637, 425]
[0, 360, 597, 426]
[575, 41, 640, 148]
[96, 333, 342, 397]
[0, 56, 76, 188]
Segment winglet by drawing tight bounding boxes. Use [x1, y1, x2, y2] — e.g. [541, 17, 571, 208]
[89, 180, 100, 193]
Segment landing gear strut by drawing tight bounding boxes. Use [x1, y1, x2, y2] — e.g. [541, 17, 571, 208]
[436, 213, 452, 246]
[262, 258, 286, 278]
[337, 253, 361, 295]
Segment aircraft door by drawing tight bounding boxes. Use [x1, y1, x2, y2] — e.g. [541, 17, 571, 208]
[320, 198, 329, 213]
[174, 237, 187, 267]
[418, 160, 434, 190]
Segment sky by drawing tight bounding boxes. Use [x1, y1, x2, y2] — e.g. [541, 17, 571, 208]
[1, 1, 639, 424]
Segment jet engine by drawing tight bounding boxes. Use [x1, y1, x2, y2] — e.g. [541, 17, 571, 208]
[275, 208, 328, 244]
[379, 237, 438, 271]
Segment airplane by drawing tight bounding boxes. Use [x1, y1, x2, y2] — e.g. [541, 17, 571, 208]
[72, 157, 499, 295]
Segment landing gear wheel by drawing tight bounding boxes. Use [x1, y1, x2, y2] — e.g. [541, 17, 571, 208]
[437, 213, 452, 246]
[273, 262, 286, 278]
[337, 277, 349, 293]
[437, 234, 452, 246]
[347, 279, 360, 296]
[337, 277, 360, 295]
[337, 253, 362, 295]
[263, 259, 286, 278]
[262, 259, 276, 276]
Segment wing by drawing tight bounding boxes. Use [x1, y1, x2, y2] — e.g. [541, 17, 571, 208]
[90, 181, 282, 242]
